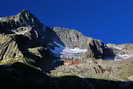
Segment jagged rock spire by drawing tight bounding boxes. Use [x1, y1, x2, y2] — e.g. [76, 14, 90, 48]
[16, 10, 43, 28]
[0, 10, 45, 39]
[0, 10, 46, 63]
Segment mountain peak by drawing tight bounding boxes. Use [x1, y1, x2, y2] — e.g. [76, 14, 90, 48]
[18, 10, 30, 15]
[0, 10, 44, 36]
[16, 10, 43, 28]
[1, 10, 133, 88]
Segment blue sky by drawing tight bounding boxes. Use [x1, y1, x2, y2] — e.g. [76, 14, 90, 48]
[0, 0, 133, 44]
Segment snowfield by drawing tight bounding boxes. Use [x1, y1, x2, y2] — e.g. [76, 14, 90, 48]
[49, 41, 87, 59]
[114, 54, 133, 61]
[61, 48, 87, 54]
[113, 46, 123, 50]
[50, 42, 133, 61]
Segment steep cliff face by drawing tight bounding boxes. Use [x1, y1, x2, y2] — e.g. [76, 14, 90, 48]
[0, 10, 50, 66]
[43, 27, 105, 59]
[0, 10, 112, 70]
[0, 35, 22, 61]
[0, 10, 45, 36]
[0, 10, 133, 89]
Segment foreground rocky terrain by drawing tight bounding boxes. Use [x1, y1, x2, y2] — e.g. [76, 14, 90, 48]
[0, 10, 133, 89]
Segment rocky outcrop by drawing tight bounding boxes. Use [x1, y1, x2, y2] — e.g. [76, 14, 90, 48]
[43, 27, 105, 59]
[0, 35, 23, 61]
[0, 10, 108, 66]
[0, 10, 46, 47]
[0, 10, 118, 72]
[0, 10, 45, 37]
[0, 10, 52, 67]
[0, 10, 133, 89]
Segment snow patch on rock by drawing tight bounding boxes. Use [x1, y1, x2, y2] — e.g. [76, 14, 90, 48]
[61, 48, 87, 54]
[107, 44, 124, 50]
[49, 41, 87, 59]
[114, 54, 133, 61]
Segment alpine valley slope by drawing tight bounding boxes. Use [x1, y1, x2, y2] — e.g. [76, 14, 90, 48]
[0, 10, 133, 89]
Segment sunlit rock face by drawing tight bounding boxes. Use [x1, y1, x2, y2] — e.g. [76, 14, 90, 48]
[0, 10, 110, 72]
[43, 27, 105, 60]
[1, 10, 133, 86]
[0, 10, 46, 38]
[104, 43, 133, 61]
[0, 10, 50, 66]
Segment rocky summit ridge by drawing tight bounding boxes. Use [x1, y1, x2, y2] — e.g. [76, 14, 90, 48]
[0, 10, 108, 66]
[0, 10, 133, 89]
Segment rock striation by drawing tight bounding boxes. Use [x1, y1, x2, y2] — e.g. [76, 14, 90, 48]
[43, 27, 105, 60]
[0, 10, 133, 89]
[0, 10, 108, 67]
[0, 10, 49, 66]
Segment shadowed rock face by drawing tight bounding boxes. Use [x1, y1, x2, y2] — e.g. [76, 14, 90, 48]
[0, 62, 133, 89]
[0, 62, 49, 89]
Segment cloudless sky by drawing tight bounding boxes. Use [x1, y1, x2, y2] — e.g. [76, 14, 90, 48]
[0, 0, 133, 44]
